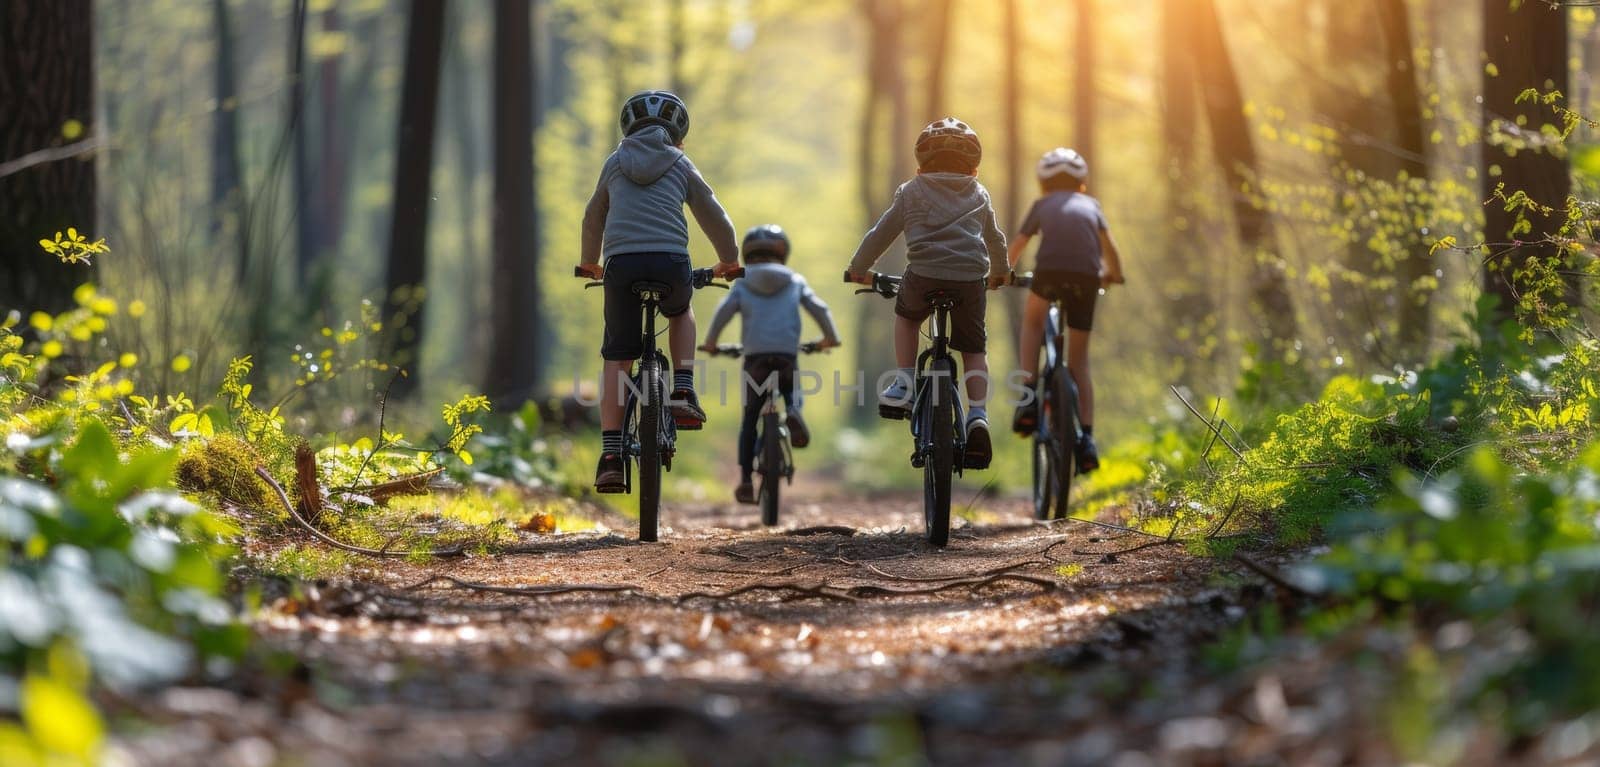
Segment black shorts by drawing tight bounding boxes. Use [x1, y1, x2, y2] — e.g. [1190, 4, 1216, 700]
[601, 253, 693, 361]
[894, 271, 987, 353]
[1030, 271, 1099, 332]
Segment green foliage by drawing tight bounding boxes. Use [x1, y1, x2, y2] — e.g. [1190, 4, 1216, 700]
[0, 420, 245, 763]
[1296, 444, 1600, 737]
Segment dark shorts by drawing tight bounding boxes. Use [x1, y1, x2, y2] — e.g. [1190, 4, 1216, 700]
[601, 253, 693, 361]
[1030, 270, 1100, 332]
[894, 271, 987, 354]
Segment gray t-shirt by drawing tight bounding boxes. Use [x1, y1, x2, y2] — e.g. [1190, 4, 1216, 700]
[1018, 191, 1106, 275]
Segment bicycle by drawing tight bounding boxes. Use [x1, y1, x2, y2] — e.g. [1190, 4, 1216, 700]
[849, 270, 969, 547]
[1010, 272, 1082, 521]
[575, 264, 741, 542]
[705, 340, 831, 526]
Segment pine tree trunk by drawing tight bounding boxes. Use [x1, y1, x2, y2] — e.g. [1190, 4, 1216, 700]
[1481, 0, 1570, 324]
[0, 0, 97, 314]
[1073, 0, 1095, 163]
[998, 0, 1023, 338]
[485, 0, 542, 405]
[1192, 0, 1297, 350]
[1377, 0, 1432, 357]
[923, 0, 953, 121]
[382, 0, 446, 397]
[1158, 0, 1216, 380]
[211, 0, 245, 284]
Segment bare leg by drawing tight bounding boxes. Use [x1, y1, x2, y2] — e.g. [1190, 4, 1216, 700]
[961, 351, 989, 407]
[894, 315, 920, 369]
[599, 359, 632, 431]
[1066, 328, 1093, 427]
[668, 308, 697, 382]
[1018, 293, 1049, 385]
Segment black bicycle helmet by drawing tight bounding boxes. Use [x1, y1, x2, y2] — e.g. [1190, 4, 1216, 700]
[741, 224, 790, 263]
[915, 117, 982, 169]
[620, 90, 691, 143]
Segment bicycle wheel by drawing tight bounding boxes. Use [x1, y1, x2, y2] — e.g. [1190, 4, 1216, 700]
[923, 358, 955, 546]
[1032, 433, 1059, 521]
[758, 410, 783, 526]
[636, 358, 663, 542]
[1050, 369, 1079, 520]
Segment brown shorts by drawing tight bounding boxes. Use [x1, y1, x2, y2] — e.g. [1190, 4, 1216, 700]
[894, 271, 987, 353]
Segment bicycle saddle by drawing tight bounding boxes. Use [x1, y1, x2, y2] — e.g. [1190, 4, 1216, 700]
[923, 289, 960, 307]
[631, 280, 672, 297]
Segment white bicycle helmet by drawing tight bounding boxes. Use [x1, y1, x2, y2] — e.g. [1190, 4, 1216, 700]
[620, 90, 691, 143]
[1037, 147, 1089, 182]
[915, 117, 983, 168]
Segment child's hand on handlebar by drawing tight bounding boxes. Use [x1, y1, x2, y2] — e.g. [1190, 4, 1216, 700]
[987, 270, 1013, 290]
[1100, 267, 1124, 287]
[815, 338, 842, 350]
[844, 269, 872, 286]
[697, 342, 719, 353]
[575, 263, 604, 280]
[712, 261, 743, 280]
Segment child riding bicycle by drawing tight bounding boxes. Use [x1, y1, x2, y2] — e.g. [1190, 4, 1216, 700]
[576, 90, 742, 492]
[701, 225, 842, 505]
[844, 117, 1008, 470]
[1004, 148, 1125, 474]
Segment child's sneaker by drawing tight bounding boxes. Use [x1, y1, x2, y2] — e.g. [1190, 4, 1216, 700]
[878, 377, 911, 420]
[786, 409, 810, 448]
[1011, 398, 1038, 435]
[1075, 433, 1100, 475]
[734, 480, 756, 504]
[670, 388, 707, 429]
[594, 453, 626, 493]
[963, 413, 993, 470]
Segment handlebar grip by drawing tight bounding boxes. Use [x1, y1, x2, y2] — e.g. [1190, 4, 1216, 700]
[574, 266, 588, 278]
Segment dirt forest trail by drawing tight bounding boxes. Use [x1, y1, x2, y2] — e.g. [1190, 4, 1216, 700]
[114, 487, 1354, 766]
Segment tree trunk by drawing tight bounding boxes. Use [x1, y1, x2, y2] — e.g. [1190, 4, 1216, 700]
[289, 0, 315, 291]
[1377, 0, 1432, 357]
[1158, 0, 1216, 378]
[309, 6, 349, 315]
[448, 2, 487, 382]
[998, 0, 1023, 338]
[1192, 0, 1297, 350]
[382, 0, 446, 397]
[0, 0, 97, 314]
[852, 0, 908, 424]
[1481, 0, 1570, 325]
[924, 0, 952, 121]
[211, 0, 245, 283]
[1073, 0, 1095, 163]
[486, 0, 542, 405]
[668, 0, 687, 98]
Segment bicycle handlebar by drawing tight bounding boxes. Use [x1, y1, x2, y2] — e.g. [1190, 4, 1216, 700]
[706, 341, 836, 358]
[573, 264, 745, 289]
[845, 270, 901, 299]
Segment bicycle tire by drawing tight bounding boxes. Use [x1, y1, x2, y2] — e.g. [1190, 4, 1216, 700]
[758, 410, 783, 526]
[1032, 432, 1059, 521]
[637, 358, 663, 542]
[923, 358, 955, 546]
[1051, 369, 1079, 520]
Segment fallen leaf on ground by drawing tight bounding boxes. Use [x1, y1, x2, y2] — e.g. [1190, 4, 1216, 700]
[520, 512, 556, 534]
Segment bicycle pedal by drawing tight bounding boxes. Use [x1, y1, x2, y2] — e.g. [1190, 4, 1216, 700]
[594, 482, 628, 494]
[879, 404, 910, 420]
[910, 451, 926, 469]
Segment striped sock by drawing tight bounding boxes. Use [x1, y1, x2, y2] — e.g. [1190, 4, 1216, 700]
[673, 369, 695, 392]
[601, 430, 623, 456]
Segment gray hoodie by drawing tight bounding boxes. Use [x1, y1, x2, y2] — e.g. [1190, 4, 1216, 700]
[580, 126, 739, 265]
[705, 263, 841, 356]
[847, 173, 1007, 281]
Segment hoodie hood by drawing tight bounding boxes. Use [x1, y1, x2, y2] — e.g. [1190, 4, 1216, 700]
[912, 173, 987, 229]
[741, 262, 796, 296]
[617, 126, 685, 184]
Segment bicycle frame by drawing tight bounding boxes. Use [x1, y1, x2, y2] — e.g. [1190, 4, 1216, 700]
[910, 301, 966, 471]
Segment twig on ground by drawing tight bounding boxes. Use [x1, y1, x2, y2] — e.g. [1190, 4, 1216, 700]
[1171, 385, 1246, 459]
[855, 559, 1047, 583]
[256, 467, 467, 558]
[403, 574, 638, 597]
[844, 573, 1058, 598]
[1231, 552, 1315, 598]
[786, 525, 857, 537]
[676, 582, 860, 604]
[693, 562, 815, 577]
